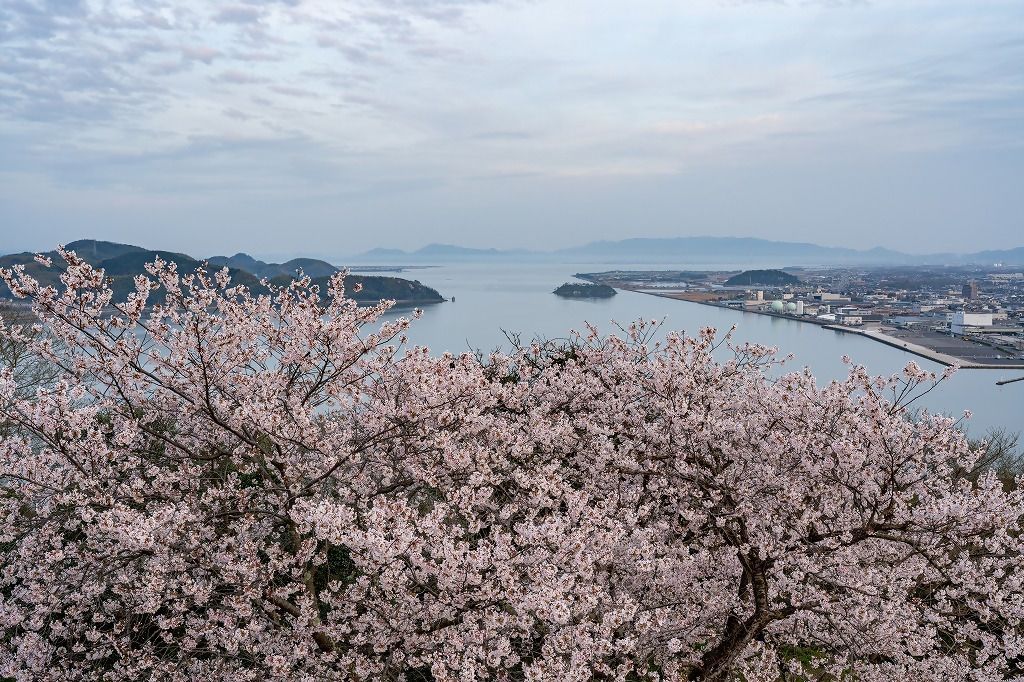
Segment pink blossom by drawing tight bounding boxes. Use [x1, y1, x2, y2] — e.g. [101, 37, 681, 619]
[0, 251, 1021, 681]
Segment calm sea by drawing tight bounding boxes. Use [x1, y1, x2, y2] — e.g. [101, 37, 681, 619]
[367, 262, 1022, 438]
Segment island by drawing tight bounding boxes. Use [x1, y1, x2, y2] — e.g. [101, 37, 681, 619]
[725, 269, 801, 286]
[553, 282, 617, 298]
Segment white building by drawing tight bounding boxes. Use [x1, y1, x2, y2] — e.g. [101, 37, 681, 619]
[950, 311, 993, 336]
[836, 313, 863, 326]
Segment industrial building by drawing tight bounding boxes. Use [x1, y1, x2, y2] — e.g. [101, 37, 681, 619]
[950, 311, 993, 336]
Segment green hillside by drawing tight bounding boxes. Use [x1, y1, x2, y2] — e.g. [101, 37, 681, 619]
[207, 253, 339, 279]
[724, 269, 801, 286]
[270, 274, 445, 304]
[1, 241, 444, 306]
[64, 239, 147, 264]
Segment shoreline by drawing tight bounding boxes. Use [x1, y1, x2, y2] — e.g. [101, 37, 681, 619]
[0, 296, 447, 312]
[631, 289, 1024, 370]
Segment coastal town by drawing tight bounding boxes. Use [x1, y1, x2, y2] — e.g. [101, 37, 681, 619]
[578, 266, 1024, 369]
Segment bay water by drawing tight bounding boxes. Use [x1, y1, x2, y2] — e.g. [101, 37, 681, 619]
[369, 262, 1022, 438]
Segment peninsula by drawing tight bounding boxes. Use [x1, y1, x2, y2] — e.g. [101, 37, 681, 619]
[0, 240, 446, 306]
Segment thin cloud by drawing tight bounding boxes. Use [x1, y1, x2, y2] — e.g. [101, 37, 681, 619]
[181, 45, 222, 64]
[214, 5, 264, 24]
[212, 69, 268, 84]
[0, 0, 1021, 254]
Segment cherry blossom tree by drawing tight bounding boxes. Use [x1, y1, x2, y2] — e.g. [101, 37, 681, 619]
[0, 302, 59, 429]
[1, 248, 1022, 681]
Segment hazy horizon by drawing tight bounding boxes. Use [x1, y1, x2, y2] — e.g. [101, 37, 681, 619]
[2, 1, 1022, 256]
[4, 233, 1024, 266]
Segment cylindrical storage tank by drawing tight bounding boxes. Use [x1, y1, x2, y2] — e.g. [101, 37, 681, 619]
[796, 301, 805, 315]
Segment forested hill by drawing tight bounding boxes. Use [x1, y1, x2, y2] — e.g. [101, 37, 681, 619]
[207, 252, 340, 279]
[725, 269, 801, 286]
[0, 240, 445, 305]
[269, 274, 444, 305]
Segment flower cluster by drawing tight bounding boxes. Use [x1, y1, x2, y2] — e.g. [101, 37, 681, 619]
[1, 249, 1022, 681]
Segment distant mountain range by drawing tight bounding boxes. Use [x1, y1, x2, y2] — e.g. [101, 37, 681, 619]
[3, 237, 1022, 303]
[351, 238, 1024, 266]
[0, 240, 445, 305]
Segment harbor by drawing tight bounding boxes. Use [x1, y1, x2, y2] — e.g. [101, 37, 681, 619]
[575, 266, 1024, 371]
[632, 289, 1024, 370]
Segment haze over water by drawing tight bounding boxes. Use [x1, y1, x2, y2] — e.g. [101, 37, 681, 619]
[373, 262, 1022, 438]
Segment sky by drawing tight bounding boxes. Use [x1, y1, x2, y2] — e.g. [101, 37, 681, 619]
[1, 0, 1022, 259]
